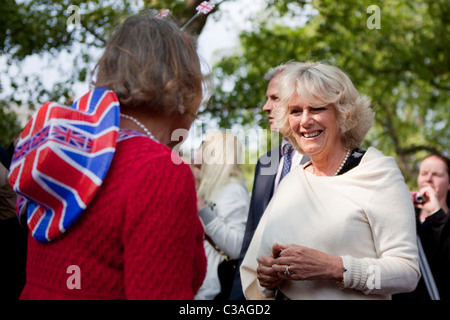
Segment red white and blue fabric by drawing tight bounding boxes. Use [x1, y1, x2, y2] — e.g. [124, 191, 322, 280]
[8, 88, 120, 242]
[196, 1, 215, 14]
[117, 129, 148, 142]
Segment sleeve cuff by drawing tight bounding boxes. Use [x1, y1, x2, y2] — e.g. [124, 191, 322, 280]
[257, 280, 276, 298]
[426, 208, 446, 222]
[341, 255, 366, 290]
[198, 205, 216, 225]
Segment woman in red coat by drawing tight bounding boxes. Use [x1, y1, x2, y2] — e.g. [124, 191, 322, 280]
[10, 13, 207, 300]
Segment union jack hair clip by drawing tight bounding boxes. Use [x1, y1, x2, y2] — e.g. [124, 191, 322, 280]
[181, 1, 216, 30]
[155, 9, 170, 19]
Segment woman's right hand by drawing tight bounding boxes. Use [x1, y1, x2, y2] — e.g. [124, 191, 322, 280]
[417, 185, 441, 217]
[256, 244, 284, 289]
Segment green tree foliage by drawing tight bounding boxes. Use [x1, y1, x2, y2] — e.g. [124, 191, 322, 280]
[211, 0, 449, 186]
[1, 0, 448, 188]
[0, 101, 21, 147]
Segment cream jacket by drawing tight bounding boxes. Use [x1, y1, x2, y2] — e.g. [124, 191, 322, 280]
[241, 147, 420, 300]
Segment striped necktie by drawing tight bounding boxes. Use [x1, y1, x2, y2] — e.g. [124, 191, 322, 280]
[280, 143, 293, 180]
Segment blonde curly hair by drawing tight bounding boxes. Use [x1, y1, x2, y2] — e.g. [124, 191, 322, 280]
[273, 61, 374, 153]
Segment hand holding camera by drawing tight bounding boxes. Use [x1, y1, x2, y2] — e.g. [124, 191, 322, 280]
[410, 191, 424, 206]
[412, 186, 441, 220]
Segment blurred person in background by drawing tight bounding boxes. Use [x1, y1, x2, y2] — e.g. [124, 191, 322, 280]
[0, 162, 27, 300]
[195, 130, 250, 300]
[395, 154, 450, 300]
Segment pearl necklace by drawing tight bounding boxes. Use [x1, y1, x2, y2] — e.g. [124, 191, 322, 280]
[312, 149, 351, 176]
[120, 113, 156, 140]
[333, 149, 351, 176]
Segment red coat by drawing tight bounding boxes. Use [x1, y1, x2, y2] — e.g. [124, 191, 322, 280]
[20, 135, 206, 299]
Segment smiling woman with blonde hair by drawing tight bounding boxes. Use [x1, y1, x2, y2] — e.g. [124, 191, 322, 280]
[240, 61, 420, 300]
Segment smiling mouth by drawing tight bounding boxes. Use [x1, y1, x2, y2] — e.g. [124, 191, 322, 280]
[301, 131, 322, 138]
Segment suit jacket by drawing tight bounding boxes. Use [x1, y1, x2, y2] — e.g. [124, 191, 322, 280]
[229, 147, 281, 300]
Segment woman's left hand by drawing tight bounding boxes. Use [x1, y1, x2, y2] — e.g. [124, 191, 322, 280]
[271, 243, 343, 281]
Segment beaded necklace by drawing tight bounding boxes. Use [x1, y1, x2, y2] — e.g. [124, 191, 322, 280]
[312, 149, 351, 176]
[120, 113, 156, 140]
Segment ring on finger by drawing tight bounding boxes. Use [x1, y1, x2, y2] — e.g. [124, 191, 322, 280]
[284, 265, 291, 276]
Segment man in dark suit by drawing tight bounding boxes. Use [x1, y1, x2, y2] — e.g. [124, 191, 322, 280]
[229, 63, 308, 299]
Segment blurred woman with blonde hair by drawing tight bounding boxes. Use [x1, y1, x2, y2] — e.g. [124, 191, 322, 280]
[195, 130, 250, 300]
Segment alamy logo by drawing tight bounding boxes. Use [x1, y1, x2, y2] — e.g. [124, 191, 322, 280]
[66, 265, 81, 289]
[66, 5, 81, 30]
[367, 5, 381, 29]
[366, 265, 381, 289]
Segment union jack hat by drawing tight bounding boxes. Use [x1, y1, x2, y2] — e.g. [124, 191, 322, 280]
[8, 88, 120, 242]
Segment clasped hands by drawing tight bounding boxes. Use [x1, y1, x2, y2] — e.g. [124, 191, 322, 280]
[256, 243, 343, 290]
